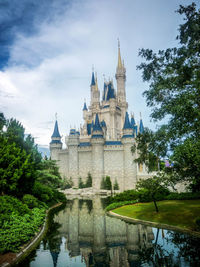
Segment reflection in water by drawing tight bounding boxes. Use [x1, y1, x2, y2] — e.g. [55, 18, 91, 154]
[20, 197, 200, 267]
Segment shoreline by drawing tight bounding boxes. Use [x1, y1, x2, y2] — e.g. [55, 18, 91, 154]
[0, 202, 63, 267]
[108, 210, 200, 238]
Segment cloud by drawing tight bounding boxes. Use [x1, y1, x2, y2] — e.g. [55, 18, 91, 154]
[1, 0, 196, 146]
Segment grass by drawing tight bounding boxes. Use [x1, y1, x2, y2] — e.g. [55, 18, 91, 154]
[112, 200, 200, 231]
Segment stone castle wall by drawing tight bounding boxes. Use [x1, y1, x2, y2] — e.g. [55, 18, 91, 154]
[52, 139, 142, 191]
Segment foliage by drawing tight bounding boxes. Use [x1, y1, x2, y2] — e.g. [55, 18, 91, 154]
[136, 175, 170, 212]
[0, 196, 46, 253]
[0, 113, 6, 131]
[105, 200, 138, 211]
[78, 173, 93, 188]
[108, 189, 139, 204]
[78, 177, 84, 188]
[22, 194, 46, 209]
[0, 207, 45, 253]
[36, 159, 62, 189]
[166, 191, 200, 200]
[85, 172, 92, 187]
[101, 176, 112, 190]
[0, 136, 35, 196]
[61, 177, 74, 189]
[113, 179, 119, 190]
[136, 3, 200, 191]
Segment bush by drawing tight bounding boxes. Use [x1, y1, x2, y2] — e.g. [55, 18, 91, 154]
[108, 189, 139, 204]
[113, 179, 119, 190]
[22, 194, 45, 209]
[78, 177, 84, 188]
[33, 181, 54, 203]
[0, 207, 46, 253]
[166, 192, 200, 200]
[105, 200, 138, 211]
[61, 177, 73, 189]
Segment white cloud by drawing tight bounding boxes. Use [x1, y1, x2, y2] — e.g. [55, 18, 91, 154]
[0, 0, 190, 146]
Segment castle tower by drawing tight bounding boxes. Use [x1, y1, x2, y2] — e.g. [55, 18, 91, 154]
[90, 71, 100, 111]
[115, 41, 128, 130]
[91, 113, 105, 190]
[50, 119, 62, 160]
[67, 129, 80, 187]
[122, 112, 137, 190]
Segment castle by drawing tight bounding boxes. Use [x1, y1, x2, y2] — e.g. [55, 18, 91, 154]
[50, 43, 149, 191]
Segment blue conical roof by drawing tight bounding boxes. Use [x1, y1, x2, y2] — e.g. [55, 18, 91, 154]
[123, 112, 131, 129]
[91, 72, 95, 86]
[131, 116, 136, 127]
[93, 113, 102, 132]
[139, 119, 144, 133]
[83, 102, 87, 111]
[51, 120, 61, 138]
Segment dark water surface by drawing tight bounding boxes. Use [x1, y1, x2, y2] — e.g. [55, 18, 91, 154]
[19, 197, 200, 267]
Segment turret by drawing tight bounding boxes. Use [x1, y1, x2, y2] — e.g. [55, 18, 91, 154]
[50, 120, 62, 160]
[121, 112, 136, 190]
[122, 112, 133, 138]
[67, 128, 80, 187]
[91, 114, 105, 190]
[139, 113, 144, 134]
[82, 100, 88, 120]
[90, 71, 100, 108]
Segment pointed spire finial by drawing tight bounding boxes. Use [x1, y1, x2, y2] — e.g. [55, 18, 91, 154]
[140, 112, 142, 119]
[55, 112, 57, 121]
[117, 38, 122, 69]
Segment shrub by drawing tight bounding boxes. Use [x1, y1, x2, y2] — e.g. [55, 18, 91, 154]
[61, 177, 73, 189]
[0, 207, 46, 253]
[108, 189, 139, 204]
[166, 192, 200, 200]
[78, 177, 84, 188]
[33, 181, 54, 203]
[22, 194, 44, 209]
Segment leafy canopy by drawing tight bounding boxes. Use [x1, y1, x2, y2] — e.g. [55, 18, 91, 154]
[136, 3, 200, 190]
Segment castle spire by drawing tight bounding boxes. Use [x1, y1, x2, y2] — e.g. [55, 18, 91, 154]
[51, 119, 61, 138]
[91, 71, 95, 86]
[123, 112, 131, 129]
[139, 113, 144, 133]
[95, 72, 98, 91]
[117, 39, 123, 69]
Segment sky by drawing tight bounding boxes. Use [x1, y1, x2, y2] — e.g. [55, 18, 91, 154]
[0, 0, 198, 147]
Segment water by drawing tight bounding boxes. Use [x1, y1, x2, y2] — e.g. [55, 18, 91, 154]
[19, 197, 200, 267]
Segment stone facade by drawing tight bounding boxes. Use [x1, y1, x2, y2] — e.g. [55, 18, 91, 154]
[50, 43, 150, 191]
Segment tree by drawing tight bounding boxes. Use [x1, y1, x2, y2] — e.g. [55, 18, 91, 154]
[0, 136, 35, 196]
[78, 177, 84, 188]
[36, 159, 62, 189]
[0, 113, 6, 131]
[85, 172, 92, 188]
[136, 174, 170, 212]
[136, 3, 200, 190]
[113, 179, 119, 190]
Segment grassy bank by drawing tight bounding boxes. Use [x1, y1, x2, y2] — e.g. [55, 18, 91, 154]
[112, 200, 200, 231]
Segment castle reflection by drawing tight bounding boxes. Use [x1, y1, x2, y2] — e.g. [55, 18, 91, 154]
[53, 197, 154, 267]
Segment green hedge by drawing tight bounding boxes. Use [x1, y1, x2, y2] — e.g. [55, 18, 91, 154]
[0, 196, 46, 253]
[166, 192, 200, 200]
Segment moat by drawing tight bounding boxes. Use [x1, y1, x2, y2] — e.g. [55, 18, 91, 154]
[19, 197, 200, 267]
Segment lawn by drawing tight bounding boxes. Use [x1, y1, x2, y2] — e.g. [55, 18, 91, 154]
[112, 200, 200, 231]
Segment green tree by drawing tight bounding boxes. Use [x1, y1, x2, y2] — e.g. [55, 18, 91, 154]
[113, 179, 119, 190]
[85, 172, 92, 188]
[0, 113, 6, 131]
[136, 174, 170, 212]
[136, 3, 200, 190]
[0, 137, 35, 196]
[36, 159, 62, 189]
[78, 177, 84, 188]
[105, 176, 112, 190]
